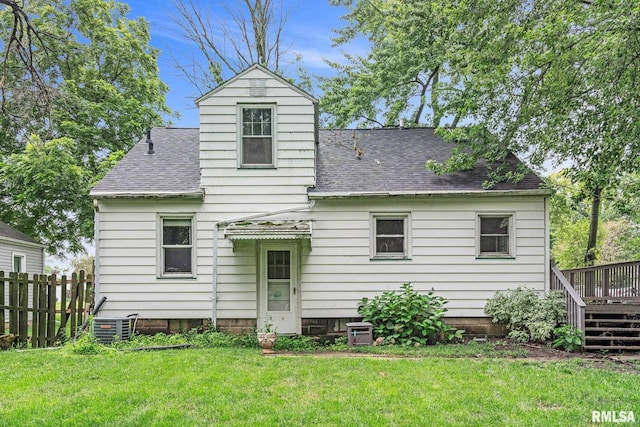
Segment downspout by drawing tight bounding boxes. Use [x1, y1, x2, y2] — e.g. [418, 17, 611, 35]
[544, 195, 550, 292]
[211, 200, 315, 329]
[93, 200, 101, 308]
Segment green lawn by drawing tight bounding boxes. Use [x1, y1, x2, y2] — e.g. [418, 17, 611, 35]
[1, 347, 638, 426]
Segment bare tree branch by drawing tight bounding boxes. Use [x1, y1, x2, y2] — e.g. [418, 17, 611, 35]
[171, 0, 292, 95]
[0, 0, 50, 113]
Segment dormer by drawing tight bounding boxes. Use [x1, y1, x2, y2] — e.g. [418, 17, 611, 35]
[195, 64, 318, 204]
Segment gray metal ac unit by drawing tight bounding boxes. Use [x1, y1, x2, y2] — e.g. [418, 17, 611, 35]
[93, 315, 136, 345]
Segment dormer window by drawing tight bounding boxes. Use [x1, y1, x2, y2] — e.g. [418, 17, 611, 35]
[239, 105, 275, 167]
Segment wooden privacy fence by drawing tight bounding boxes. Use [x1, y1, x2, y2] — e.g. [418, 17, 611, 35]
[0, 271, 94, 348]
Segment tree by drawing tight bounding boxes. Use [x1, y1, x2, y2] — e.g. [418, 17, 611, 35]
[321, 0, 456, 128]
[0, 0, 171, 255]
[325, 0, 640, 265]
[172, 0, 297, 94]
[548, 172, 640, 268]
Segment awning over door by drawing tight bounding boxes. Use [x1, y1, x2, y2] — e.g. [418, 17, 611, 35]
[224, 220, 312, 243]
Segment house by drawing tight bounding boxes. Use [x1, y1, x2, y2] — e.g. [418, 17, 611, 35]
[0, 222, 45, 275]
[90, 64, 550, 336]
[1, 222, 46, 324]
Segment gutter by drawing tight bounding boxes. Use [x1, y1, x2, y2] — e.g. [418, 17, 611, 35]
[90, 190, 204, 200]
[308, 189, 552, 200]
[210, 201, 315, 329]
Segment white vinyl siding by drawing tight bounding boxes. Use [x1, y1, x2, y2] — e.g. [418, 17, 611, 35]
[297, 197, 547, 318]
[96, 200, 209, 319]
[198, 66, 316, 218]
[0, 242, 44, 275]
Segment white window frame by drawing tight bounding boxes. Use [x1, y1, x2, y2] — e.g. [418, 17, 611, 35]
[157, 214, 196, 278]
[370, 213, 411, 260]
[237, 104, 277, 168]
[476, 213, 516, 259]
[12, 252, 26, 273]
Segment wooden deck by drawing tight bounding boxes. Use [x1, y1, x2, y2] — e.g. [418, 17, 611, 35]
[558, 261, 640, 351]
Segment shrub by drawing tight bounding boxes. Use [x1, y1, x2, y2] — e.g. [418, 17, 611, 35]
[552, 325, 584, 352]
[358, 282, 463, 346]
[274, 335, 318, 352]
[484, 286, 566, 342]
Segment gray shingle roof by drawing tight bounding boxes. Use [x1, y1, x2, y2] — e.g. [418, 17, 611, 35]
[90, 128, 202, 198]
[0, 222, 42, 245]
[313, 128, 544, 194]
[91, 127, 544, 198]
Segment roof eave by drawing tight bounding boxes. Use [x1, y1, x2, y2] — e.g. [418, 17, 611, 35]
[308, 189, 551, 200]
[195, 63, 318, 105]
[0, 236, 46, 249]
[91, 190, 204, 200]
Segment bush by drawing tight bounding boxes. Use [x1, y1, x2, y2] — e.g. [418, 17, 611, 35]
[484, 287, 566, 342]
[274, 335, 318, 352]
[358, 282, 463, 346]
[553, 325, 584, 352]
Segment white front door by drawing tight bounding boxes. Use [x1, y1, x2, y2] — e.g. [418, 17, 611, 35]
[259, 243, 300, 334]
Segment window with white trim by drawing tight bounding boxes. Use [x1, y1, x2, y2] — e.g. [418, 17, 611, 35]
[240, 105, 275, 167]
[371, 214, 410, 259]
[12, 253, 26, 273]
[477, 214, 514, 258]
[160, 216, 194, 276]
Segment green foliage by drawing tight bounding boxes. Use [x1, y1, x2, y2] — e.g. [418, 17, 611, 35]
[0, 0, 171, 255]
[484, 287, 566, 342]
[548, 172, 640, 269]
[67, 333, 106, 355]
[273, 335, 318, 352]
[115, 329, 259, 350]
[358, 282, 463, 346]
[3, 348, 640, 426]
[552, 325, 584, 353]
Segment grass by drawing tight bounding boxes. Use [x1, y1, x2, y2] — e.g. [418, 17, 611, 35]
[1, 344, 639, 426]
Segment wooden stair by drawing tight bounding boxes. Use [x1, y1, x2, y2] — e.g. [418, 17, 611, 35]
[583, 304, 640, 351]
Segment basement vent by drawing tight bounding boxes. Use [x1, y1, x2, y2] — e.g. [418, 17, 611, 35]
[93, 315, 137, 345]
[250, 79, 266, 96]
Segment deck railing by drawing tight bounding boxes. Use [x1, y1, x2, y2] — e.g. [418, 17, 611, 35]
[561, 260, 640, 302]
[550, 265, 586, 331]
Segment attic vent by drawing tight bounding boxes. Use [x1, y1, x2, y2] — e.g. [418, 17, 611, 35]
[250, 79, 266, 96]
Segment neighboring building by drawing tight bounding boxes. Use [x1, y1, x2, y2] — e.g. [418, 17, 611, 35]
[1, 222, 45, 324]
[0, 222, 45, 275]
[90, 64, 550, 335]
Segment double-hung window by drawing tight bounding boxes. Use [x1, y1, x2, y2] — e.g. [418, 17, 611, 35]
[240, 105, 275, 167]
[477, 214, 514, 258]
[12, 253, 26, 273]
[160, 216, 194, 277]
[371, 214, 410, 259]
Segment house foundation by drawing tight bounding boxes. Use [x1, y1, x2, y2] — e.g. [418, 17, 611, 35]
[132, 317, 506, 337]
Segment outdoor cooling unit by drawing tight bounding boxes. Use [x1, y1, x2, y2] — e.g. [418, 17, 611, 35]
[92, 314, 137, 345]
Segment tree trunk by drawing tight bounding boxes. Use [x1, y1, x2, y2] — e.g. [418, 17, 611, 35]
[584, 187, 602, 266]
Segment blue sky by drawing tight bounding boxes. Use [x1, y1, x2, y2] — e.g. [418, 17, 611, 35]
[124, 0, 357, 127]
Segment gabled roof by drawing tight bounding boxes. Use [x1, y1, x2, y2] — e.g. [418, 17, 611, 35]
[311, 128, 545, 196]
[195, 63, 318, 105]
[0, 222, 44, 247]
[90, 128, 202, 199]
[90, 127, 546, 199]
